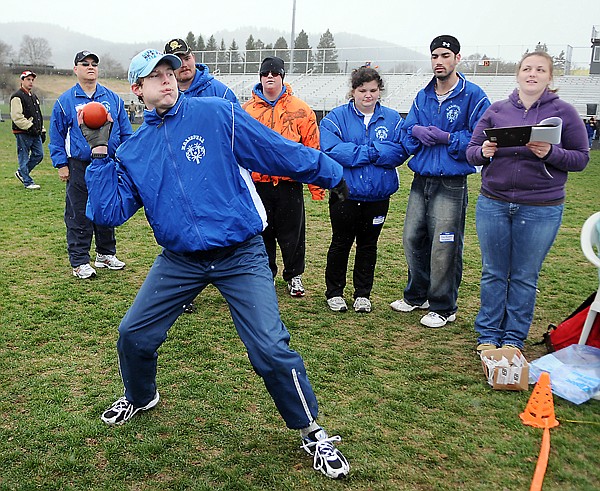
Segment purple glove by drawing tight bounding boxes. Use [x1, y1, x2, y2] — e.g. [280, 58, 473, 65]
[411, 125, 436, 146]
[428, 126, 450, 145]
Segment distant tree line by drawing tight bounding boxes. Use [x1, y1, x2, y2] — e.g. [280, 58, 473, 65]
[0, 34, 574, 95]
[182, 28, 340, 74]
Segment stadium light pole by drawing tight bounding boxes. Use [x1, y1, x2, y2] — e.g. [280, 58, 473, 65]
[290, 0, 297, 72]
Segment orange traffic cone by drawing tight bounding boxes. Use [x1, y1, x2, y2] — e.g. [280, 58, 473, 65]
[520, 371, 559, 491]
[520, 371, 559, 429]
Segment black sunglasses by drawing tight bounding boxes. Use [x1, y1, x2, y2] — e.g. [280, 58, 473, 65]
[260, 71, 281, 78]
[79, 61, 99, 67]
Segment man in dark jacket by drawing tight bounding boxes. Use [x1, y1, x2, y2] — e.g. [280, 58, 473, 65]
[10, 70, 45, 190]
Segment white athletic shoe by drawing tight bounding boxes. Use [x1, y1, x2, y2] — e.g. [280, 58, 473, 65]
[327, 296, 348, 312]
[72, 263, 96, 279]
[353, 297, 372, 313]
[287, 275, 306, 297]
[95, 254, 126, 270]
[389, 298, 429, 312]
[420, 311, 456, 328]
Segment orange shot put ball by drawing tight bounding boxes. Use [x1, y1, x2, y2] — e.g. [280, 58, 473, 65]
[82, 102, 108, 129]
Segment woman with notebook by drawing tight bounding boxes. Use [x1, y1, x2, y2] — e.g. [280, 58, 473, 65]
[466, 51, 589, 354]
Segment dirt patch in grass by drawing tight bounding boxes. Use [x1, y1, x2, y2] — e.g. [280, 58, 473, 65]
[35, 75, 132, 99]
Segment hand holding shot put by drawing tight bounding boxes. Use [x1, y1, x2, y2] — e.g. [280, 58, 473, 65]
[77, 103, 113, 158]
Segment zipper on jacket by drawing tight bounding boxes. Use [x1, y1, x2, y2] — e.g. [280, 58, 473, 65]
[161, 121, 205, 249]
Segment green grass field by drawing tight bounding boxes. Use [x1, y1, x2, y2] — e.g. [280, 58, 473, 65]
[0, 120, 599, 490]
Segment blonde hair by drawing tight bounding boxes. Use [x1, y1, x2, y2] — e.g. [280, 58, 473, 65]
[518, 51, 558, 93]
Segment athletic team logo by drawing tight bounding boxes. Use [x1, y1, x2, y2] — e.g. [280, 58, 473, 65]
[181, 135, 206, 164]
[445, 104, 461, 123]
[374, 125, 389, 141]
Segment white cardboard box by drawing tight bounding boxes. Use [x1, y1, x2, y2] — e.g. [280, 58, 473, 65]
[480, 348, 529, 391]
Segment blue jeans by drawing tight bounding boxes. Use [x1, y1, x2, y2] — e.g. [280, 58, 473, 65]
[116, 235, 319, 429]
[402, 174, 468, 316]
[15, 133, 43, 186]
[475, 195, 563, 348]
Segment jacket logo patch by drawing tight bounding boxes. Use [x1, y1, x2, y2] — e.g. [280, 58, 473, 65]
[181, 135, 206, 164]
[374, 125, 389, 141]
[445, 104, 461, 123]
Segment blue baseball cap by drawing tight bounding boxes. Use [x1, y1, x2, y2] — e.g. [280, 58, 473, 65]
[128, 49, 182, 85]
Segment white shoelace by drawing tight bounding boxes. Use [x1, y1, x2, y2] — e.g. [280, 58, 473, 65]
[301, 434, 341, 456]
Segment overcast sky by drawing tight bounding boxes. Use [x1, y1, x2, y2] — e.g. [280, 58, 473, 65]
[3, 0, 599, 60]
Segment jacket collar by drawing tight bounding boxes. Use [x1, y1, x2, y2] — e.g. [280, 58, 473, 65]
[189, 63, 214, 90]
[509, 87, 559, 109]
[143, 93, 185, 126]
[424, 72, 466, 99]
[74, 82, 105, 99]
[349, 99, 383, 121]
[252, 82, 290, 106]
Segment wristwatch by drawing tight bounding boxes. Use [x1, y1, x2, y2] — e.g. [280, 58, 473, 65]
[91, 152, 107, 159]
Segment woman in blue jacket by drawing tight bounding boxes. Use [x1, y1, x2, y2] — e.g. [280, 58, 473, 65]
[320, 67, 408, 313]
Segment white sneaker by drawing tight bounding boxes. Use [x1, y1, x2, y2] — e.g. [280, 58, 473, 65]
[72, 263, 96, 279]
[25, 183, 41, 190]
[287, 275, 306, 296]
[353, 297, 371, 313]
[389, 298, 429, 312]
[327, 296, 348, 312]
[95, 254, 126, 270]
[420, 311, 456, 328]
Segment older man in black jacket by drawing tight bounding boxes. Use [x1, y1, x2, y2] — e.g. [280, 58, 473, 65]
[10, 70, 45, 189]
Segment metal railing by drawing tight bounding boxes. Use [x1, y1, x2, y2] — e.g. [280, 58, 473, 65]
[188, 44, 595, 76]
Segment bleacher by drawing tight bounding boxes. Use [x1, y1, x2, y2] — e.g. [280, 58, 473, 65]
[215, 72, 600, 116]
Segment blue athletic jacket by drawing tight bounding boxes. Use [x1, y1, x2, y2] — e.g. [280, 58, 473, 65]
[49, 83, 132, 167]
[85, 96, 343, 253]
[182, 64, 238, 103]
[320, 101, 408, 201]
[402, 73, 490, 177]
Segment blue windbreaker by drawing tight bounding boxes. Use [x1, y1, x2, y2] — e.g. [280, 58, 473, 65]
[49, 83, 132, 167]
[85, 96, 343, 253]
[402, 73, 490, 176]
[320, 101, 408, 201]
[182, 64, 238, 103]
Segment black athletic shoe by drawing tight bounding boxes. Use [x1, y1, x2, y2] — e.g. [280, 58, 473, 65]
[100, 391, 160, 425]
[301, 428, 350, 479]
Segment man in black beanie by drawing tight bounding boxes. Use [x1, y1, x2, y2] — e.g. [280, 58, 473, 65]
[243, 56, 326, 297]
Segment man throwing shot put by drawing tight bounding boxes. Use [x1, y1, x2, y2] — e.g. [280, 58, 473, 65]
[80, 49, 350, 479]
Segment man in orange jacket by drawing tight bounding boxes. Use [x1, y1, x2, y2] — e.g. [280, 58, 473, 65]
[243, 57, 324, 297]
